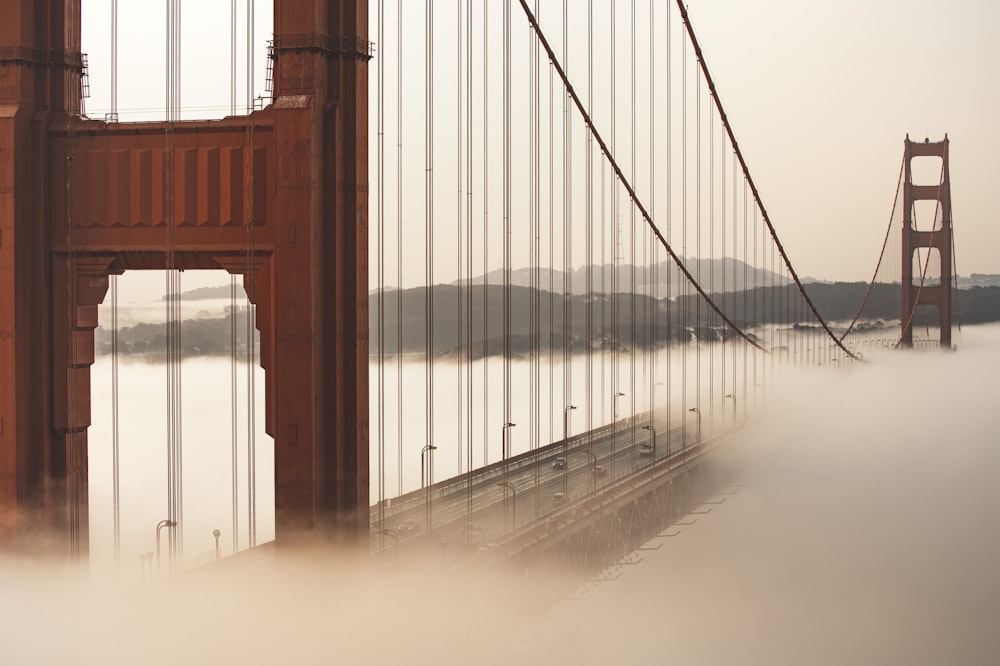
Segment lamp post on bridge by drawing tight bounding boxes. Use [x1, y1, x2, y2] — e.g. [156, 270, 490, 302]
[502, 422, 517, 460]
[421, 444, 437, 546]
[212, 529, 221, 561]
[563, 405, 577, 441]
[642, 425, 657, 467]
[501, 423, 516, 530]
[725, 393, 737, 421]
[613, 392, 625, 421]
[155, 519, 177, 577]
[688, 407, 701, 446]
[497, 481, 517, 538]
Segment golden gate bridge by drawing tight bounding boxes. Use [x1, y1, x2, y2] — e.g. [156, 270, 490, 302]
[0, 0, 958, 573]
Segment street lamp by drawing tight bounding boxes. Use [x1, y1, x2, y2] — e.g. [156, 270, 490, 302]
[502, 422, 516, 459]
[613, 392, 625, 420]
[563, 405, 577, 441]
[581, 449, 597, 492]
[688, 407, 702, 445]
[642, 425, 657, 466]
[212, 529, 221, 561]
[497, 481, 517, 537]
[155, 519, 177, 577]
[421, 444, 437, 546]
[725, 393, 737, 420]
[420, 444, 437, 489]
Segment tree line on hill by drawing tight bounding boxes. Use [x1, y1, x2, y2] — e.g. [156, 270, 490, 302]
[95, 280, 1000, 358]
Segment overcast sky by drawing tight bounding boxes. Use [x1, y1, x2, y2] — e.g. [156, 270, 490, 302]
[80, 1, 999, 288]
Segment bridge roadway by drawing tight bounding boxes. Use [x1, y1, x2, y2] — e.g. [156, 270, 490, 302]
[371, 413, 699, 562]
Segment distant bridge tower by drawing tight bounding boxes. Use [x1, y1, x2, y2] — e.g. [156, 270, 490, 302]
[901, 136, 953, 348]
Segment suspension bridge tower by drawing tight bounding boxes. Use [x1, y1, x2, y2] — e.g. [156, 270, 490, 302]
[0, 0, 372, 557]
[900, 135, 953, 348]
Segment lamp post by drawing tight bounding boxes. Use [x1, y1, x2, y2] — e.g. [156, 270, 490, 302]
[377, 528, 399, 567]
[581, 449, 597, 492]
[688, 407, 702, 444]
[613, 392, 625, 420]
[502, 422, 516, 459]
[497, 481, 517, 537]
[421, 444, 437, 546]
[155, 519, 177, 577]
[725, 393, 737, 420]
[642, 425, 657, 466]
[420, 444, 437, 489]
[212, 529, 221, 561]
[563, 405, 577, 441]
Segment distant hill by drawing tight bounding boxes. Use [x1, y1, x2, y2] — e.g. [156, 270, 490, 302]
[97, 281, 1000, 358]
[453, 258, 790, 298]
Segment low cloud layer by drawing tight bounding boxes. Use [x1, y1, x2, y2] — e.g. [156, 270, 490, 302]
[3, 326, 999, 665]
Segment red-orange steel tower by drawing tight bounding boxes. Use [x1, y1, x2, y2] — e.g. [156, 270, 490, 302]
[901, 136, 953, 349]
[0, 1, 370, 556]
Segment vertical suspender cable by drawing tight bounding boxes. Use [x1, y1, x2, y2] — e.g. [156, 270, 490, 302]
[503, 0, 511, 460]
[680, 25, 688, 443]
[111, 274, 120, 567]
[561, 0, 572, 438]
[465, 0, 474, 517]
[455, 0, 463, 478]
[376, 0, 386, 546]
[695, 61, 702, 423]
[629, 0, 637, 468]
[610, 0, 618, 477]
[109, 0, 121, 568]
[230, 277, 238, 554]
[585, 0, 594, 435]
[482, 0, 489, 466]
[245, 0, 258, 548]
[230, 0, 237, 115]
[664, 0, 672, 440]
[396, 0, 404, 495]
[647, 0, 655, 431]
[425, 0, 435, 486]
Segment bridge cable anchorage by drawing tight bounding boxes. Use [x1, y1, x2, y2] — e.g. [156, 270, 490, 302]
[839, 157, 904, 342]
[514, 0, 766, 354]
[671, 1, 861, 362]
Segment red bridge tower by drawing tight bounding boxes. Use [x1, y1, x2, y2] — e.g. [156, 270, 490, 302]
[0, 1, 370, 556]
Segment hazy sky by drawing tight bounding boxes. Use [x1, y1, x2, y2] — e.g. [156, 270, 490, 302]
[79, 1, 999, 287]
[689, 0, 1000, 282]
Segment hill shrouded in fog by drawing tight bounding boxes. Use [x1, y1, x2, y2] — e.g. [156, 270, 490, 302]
[95, 266, 1000, 358]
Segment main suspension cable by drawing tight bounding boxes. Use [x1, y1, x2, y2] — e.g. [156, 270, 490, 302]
[672, 1, 858, 360]
[515, 0, 766, 354]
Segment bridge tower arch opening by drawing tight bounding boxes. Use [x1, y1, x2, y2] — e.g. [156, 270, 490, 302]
[900, 135, 953, 349]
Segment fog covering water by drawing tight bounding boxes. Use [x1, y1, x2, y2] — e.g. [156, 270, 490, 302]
[3, 326, 998, 664]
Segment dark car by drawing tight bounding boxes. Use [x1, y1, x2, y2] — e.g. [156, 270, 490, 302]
[639, 443, 653, 457]
[552, 457, 566, 470]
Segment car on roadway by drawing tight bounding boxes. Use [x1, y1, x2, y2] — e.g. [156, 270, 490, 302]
[551, 492, 568, 507]
[396, 519, 417, 535]
[639, 442, 653, 457]
[593, 465, 608, 478]
[552, 457, 566, 470]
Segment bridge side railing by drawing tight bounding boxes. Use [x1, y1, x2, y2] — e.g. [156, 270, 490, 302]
[370, 413, 648, 526]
